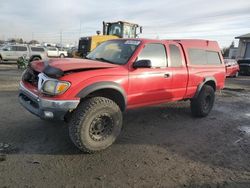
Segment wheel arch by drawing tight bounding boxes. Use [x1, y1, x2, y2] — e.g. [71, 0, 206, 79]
[30, 55, 41, 61]
[77, 82, 127, 111]
[193, 77, 216, 98]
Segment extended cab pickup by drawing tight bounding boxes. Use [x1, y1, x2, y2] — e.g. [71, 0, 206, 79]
[19, 39, 225, 153]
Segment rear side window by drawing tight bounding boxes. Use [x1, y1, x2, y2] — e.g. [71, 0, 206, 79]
[137, 43, 167, 68]
[188, 49, 206, 65]
[17, 46, 28, 51]
[31, 47, 45, 52]
[188, 49, 222, 65]
[206, 51, 221, 65]
[169, 44, 183, 67]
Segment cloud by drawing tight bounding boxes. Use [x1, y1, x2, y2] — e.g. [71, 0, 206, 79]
[0, 0, 249, 47]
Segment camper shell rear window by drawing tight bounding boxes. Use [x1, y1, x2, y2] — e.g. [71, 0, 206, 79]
[188, 49, 222, 65]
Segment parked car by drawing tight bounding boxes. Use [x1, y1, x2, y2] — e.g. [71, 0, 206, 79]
[0, 44, 47, 63]
[46, 47, 68, 58]
[19, 38, 225, 153]
[238, 59, 250, 75]
[224, 58, 239, 77]
[0, 44, 4, 49]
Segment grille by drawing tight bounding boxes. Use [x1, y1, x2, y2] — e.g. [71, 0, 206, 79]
[22, 67, 39, 87]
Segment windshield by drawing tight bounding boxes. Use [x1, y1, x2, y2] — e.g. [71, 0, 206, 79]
[108, 23, 122, 36]
[86, 40, 140, 65]
[238, 59, 250, 64]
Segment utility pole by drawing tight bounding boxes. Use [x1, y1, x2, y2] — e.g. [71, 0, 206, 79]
[79, 20, 82, 39]
[60, 30, 62, 47]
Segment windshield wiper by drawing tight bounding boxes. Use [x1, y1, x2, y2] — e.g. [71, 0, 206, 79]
[94, 57, 115, 64]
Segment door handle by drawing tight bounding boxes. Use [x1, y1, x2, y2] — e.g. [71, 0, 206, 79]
[164, 73, 170, 78]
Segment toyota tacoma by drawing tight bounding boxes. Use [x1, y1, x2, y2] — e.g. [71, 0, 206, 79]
[19, 39, 226, 153]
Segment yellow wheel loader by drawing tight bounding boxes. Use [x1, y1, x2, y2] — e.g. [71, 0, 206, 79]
[78, 21, 142, 57]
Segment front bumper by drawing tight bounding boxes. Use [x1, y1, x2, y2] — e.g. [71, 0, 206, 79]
[19, 82, 80, 120]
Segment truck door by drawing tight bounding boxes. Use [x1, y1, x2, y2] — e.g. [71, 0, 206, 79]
[167, 42, 188, 99]
[128, 43, 173, 107]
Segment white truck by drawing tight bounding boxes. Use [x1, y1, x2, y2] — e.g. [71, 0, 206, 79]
[46, 47, 68, 58]
[0, 44, 48, 63]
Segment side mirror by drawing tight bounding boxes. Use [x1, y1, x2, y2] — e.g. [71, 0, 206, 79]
[133, 59, 152, 68]
[96, 30, 101, 35]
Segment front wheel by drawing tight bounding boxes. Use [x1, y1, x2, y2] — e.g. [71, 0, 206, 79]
[69, 97, 123, 153]
[190, 85, 215, 117]
[60, 54, 65, 58]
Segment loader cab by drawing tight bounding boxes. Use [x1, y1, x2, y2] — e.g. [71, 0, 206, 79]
[103, 21, 142, 38]
[78, 21, 142, 57]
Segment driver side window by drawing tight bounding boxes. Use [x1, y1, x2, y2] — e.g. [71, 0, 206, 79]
[137, 43, 167, 68]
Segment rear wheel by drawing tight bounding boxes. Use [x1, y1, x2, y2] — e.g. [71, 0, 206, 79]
[69, 97, 123, 153]
[60, 54, 65, 58]
[31, 57, 41, 61]
[190, 85, 215, 117]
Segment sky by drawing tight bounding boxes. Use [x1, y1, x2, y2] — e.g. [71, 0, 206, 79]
[0, 0, 250, 47]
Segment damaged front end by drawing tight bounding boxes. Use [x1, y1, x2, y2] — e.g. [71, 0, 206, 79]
[18, 58, 119, 120]
[19, 63, 79, 120]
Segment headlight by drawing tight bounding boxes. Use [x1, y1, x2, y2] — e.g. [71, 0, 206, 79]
[42, 80, 70, 95]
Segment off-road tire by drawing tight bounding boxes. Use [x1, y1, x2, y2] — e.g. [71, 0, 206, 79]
[69, 97, 123, 153]
[190, 85, 215, 117]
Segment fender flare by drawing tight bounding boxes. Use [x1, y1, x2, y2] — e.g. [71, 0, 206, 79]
[77, 81, 127, 108]
[193, 77, 217, 98]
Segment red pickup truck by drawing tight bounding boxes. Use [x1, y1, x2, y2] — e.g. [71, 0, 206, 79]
[19, 39, 225, 153]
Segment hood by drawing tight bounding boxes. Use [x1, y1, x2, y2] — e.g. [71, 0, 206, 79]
[31, 58, 119, 78]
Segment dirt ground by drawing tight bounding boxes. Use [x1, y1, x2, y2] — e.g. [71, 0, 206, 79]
[0, 64, 249, 188]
